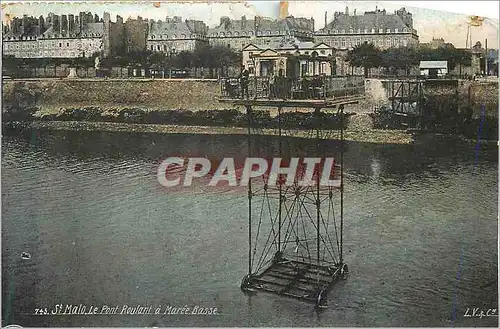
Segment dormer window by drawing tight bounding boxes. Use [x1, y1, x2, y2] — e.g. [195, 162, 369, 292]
[152, 35, 155, 39]
[379, 28, 384, 33]
[341, 29, 345, 33]
[349, 28, 353, 33]
[403, 28, 408, 33]
[395, 28, 399, 33]
[219, 32, 224, 37]
[371, 28, 375, 33]
[386, 29, 391, 33]
[172, 34, 177, 39]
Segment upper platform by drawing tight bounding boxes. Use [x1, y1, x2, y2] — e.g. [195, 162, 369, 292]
[218, 75, 365, 108]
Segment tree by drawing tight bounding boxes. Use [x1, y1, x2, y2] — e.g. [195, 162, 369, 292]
[417, 44, 471, 73]
[381, 46, 419, 75]
[345, 42, 382, 78]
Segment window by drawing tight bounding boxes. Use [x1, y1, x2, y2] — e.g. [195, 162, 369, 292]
[181, 34, 186, 38]
[320, 50, 325, 54]
[157, 45, 160, 50]
[150, 45, 153, 50]
[379, 28, 384, 33]
[59, 43, 62, 47]
[163, 45, 167, 51]
[67, 42, 69, 47]
[341, 38, 346, 47]
[172, 34, 177, 39]
[386, 29, 391, 33]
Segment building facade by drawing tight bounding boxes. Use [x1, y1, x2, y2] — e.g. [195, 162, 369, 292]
[315, 7, 419, 50]
[242, 39, 334, 77]
[3, 12, 139, 58]
[207, 15, 315, 51]
[146, 16, 208, 54]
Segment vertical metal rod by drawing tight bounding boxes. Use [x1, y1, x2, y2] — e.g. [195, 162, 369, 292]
[340, 105, 344, 264]
[315, 108, 321, 266]
[246, 105, 253, 275]
[278, 106, 282, 253]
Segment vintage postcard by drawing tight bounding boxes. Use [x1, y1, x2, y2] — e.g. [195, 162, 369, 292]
[1, 0, 498, 327]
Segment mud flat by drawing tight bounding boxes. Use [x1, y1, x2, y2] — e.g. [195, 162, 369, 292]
[16, 120, 414, 145]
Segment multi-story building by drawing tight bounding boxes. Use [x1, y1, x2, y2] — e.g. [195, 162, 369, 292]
[2, 12, 133, 58]
[146, 16, 208, 54]
[315, 7, 419, 50]
[124, 16, 148, 53]
[207, 15, 315, 51]
[242, 38, 334, 77]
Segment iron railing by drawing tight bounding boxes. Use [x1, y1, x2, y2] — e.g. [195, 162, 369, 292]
[220, 75, 365, 100]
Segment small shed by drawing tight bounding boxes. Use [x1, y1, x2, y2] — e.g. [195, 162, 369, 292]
[420, 61, 448, 78]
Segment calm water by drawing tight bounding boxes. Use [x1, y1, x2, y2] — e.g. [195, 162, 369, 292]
[2, 128, 498, 327]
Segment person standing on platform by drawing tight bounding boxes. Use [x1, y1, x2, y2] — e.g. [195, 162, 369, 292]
[239, 65, 250, 99]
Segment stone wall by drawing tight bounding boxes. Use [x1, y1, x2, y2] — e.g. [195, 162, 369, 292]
[2, 79, 224, 111]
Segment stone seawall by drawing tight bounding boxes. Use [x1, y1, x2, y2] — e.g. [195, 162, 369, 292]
[2, 79, 225, 111]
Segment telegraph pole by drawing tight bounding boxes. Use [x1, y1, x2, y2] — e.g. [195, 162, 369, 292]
[485, 38, 488, 75]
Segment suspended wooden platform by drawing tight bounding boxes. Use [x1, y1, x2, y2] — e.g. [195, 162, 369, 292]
[219, 75, 365, 109]
[241, 256, 348, 306]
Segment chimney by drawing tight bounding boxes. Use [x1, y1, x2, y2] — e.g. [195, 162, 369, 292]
[53, 15, 60, 34]
[354, 9, 356, 16]
[324, 11, 327, 28]
[345, 6, 349, 15]
[61, 14, 68, 33]
[68, 14, 74, 33]
[241, 15, 246, 29]
[94, 14, 99, 23]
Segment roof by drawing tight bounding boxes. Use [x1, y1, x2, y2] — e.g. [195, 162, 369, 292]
[319, 11, 409, 33]
[80, 23, 104, 37]
[149, 19, 192, 39]
[419, 61, 447, 69]
[208, 16, 314, 36]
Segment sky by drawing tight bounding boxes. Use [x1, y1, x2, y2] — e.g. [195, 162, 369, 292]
[2, 1, 499, 48]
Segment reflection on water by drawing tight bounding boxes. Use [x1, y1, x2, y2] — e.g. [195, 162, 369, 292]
[1, 129, 498, 327]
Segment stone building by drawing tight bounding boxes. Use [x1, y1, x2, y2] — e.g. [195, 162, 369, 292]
[2, 12, 127, 58]
[124, 16, 148, 53]
[242, 38, 334, 77]
[207, 15, 315, 51]
[146, 16, 208, 54]
[315, 7, 419, 50]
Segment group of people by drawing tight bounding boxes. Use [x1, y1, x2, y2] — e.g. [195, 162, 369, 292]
[228, 65, 326, 99]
